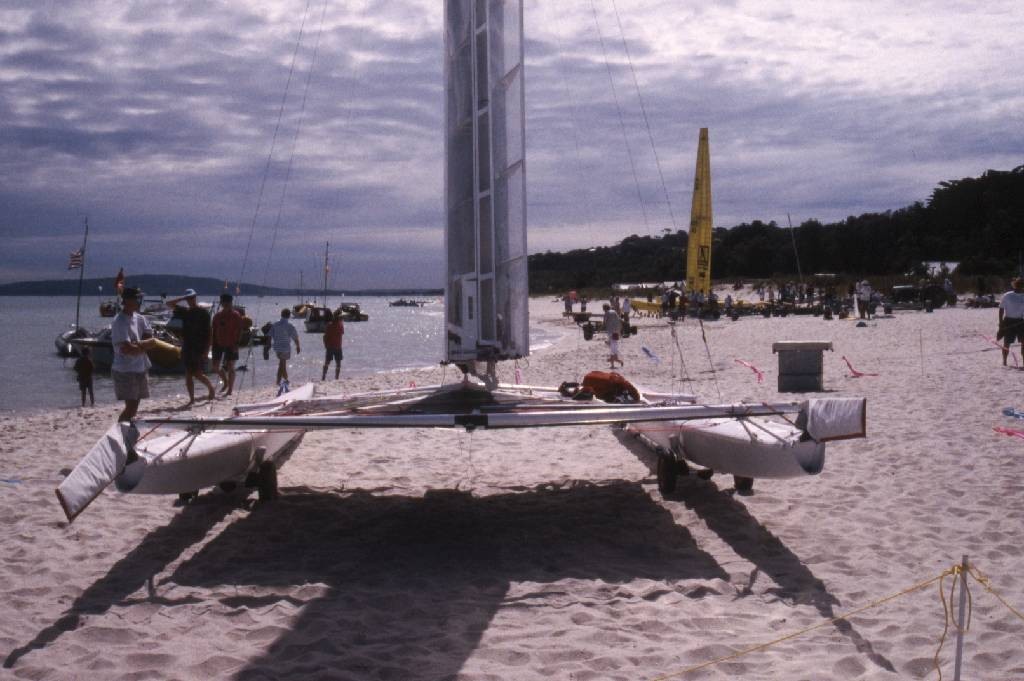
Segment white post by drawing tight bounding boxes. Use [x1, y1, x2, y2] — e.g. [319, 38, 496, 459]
[953, 554, 968, 681]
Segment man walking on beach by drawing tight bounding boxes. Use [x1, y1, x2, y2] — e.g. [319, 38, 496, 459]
[111, 287, 152, 422]
[998, 277, 1024, 367]
[211, 293, 244, 396]
[269, 308, 301, 387]
[322, 311, 344, 381]
[603, 303, 623, 368]
[168, 289, 215, 405]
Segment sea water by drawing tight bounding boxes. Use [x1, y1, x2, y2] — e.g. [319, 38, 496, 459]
[0, 295, 562, 414]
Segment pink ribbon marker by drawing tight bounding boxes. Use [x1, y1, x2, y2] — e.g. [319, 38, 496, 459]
[408, 381, 416, 388]
[514, 367, 522, 384]
[981, 335, 1020, 367]
[994, 426, 1024, 440]
[734, 359, 764, 383]
[842, 356, 879, 378]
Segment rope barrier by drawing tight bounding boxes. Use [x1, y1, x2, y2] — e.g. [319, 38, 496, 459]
[647, 560, 1024, 681]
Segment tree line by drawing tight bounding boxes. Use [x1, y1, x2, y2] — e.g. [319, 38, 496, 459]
[528, 165, 1024, 293]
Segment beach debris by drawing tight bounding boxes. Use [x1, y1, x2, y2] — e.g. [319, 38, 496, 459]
[842, 356, 879, 378]
[1002, 407, 1024, 420]
[642, 346, 661, 364]
[734, 359, 764, 383]
[994, 426, 1024, 440]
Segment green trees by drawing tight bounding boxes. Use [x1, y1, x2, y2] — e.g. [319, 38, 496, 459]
[527, 166, 1024, 292]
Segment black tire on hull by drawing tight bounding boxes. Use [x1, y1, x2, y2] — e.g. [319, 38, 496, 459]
[258, 461, 278, 501]
[657, 454, 677, 494]
[734, 476, 754, 494]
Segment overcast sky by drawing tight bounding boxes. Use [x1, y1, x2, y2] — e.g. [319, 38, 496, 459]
[2, 0, 1021, 289]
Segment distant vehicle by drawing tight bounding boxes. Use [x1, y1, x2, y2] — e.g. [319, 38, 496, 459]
[888, 284, 955, 310]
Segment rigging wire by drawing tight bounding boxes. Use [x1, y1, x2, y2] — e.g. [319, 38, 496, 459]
[608, 0, 679, 232]
[234, 0, 315, 295]
[587, 0, 651, 235]
[546, 5, 597, 244]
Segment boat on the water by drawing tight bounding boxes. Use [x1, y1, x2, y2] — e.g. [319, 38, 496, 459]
[56, 385, 314, 521]
[98, 299, 118, 317]
[389, 298, 426, 307]
[69, 325, 185, 374]
[303, 306, 333, 333]
[335, 302, 368, 322]
[55, 325, 92, 358]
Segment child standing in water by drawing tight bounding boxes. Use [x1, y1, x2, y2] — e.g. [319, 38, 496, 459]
[73, 347, 95, 407]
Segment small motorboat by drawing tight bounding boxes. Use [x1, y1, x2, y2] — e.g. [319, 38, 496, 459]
[335, 302, 368, 322]
[99, 299, 118, 317]
[303, 306, 333, 333]
[55, 325, 92, 357]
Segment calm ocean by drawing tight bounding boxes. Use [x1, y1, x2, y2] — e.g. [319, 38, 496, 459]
[0, 295, 561, 414]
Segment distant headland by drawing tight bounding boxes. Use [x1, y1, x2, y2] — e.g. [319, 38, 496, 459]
[0, 274, 441, 298]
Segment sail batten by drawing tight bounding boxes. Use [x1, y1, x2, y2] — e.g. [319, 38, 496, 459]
[444, 0, 528, 369]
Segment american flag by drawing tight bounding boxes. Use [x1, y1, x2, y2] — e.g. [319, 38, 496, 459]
[67, 249, 84, 270]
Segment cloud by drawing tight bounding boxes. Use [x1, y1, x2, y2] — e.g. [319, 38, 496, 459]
[1, 0, 1022, 286]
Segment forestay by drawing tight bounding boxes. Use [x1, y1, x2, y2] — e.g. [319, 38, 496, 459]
[444, 0, 529, 369]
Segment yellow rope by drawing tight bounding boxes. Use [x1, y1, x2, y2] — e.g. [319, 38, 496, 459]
[968, 565, 1024, 622]
[650, 568, 956, 681]
[933, 565, 972, 681]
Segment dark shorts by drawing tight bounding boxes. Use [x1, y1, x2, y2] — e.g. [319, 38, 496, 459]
[112, 370, 149, 401]
[182, 347, 207, 373]
[325, 348, 343, 363]
[1002, 319, 1024, 344]
[212, 346, 239, 363]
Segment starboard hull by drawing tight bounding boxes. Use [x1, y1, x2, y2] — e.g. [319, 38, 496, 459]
[628, 416, 826, 480]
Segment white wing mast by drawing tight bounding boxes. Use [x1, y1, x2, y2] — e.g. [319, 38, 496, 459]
[444, 0, 529, 386]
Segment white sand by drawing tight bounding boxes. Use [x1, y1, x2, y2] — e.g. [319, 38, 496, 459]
[2, 296, 1022, 680]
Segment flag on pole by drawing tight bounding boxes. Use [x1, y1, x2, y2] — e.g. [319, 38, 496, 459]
[114, 267, 125, 295]
[67, 249, 84, 270]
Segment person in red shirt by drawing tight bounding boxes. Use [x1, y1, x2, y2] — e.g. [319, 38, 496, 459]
[322, 311, 344, 380]
[211, 293, 244, 395]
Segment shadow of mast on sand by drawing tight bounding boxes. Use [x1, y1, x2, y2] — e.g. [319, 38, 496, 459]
[3, 501, 234, 669]
[169, 482, 726, 680]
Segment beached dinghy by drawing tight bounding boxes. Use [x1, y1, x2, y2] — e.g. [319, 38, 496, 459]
[56, 384, 313, 522]
[626, 397, 866, 493]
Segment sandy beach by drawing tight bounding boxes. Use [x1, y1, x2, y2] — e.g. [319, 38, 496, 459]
[2, 295, 1022, 680]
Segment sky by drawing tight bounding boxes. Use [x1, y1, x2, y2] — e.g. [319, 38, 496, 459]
[2, 0, 1022, 290]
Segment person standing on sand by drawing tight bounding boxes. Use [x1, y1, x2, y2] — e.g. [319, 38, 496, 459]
[73, 347, 95, 407]
[168, 289, 215, 405]
[210, 292, 244, 396]
[322, 311, 344, 381]
[111, 287, 152, 422]
[998, 277, 1024, 367]
[602, 303, 623, 368]
[269, 308, 301, 387]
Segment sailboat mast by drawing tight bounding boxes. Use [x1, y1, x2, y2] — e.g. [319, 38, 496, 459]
[74, 218, 89, 329]
[685, 128, 713, 296]
[322, 241, 329, 307]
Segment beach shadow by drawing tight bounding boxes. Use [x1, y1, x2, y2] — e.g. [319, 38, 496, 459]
[2, 499, 234, 669]
[168, 482, 725, 680]
[613, 428, 895, 672]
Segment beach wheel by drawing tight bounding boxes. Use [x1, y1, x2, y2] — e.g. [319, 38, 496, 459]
[177, 491, 198, 504]
[656, 454, 677, 494]
[734, 476, 754, 494]
[257, 461, 278, 501]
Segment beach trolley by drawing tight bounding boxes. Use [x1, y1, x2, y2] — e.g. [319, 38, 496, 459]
[772, 341, 833, 392]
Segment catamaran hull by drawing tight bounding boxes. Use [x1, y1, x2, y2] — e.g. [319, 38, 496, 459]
[115, 428, 306, 495]
[628, 417, 826, 479]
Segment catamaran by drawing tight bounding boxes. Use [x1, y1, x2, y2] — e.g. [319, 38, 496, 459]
[57, 0, 866, 523]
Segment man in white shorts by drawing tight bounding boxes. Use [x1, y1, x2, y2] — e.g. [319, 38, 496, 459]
[110, 287, 153, 421]
[998, 277, 1024, 367]
[269, 308, 301, 387]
